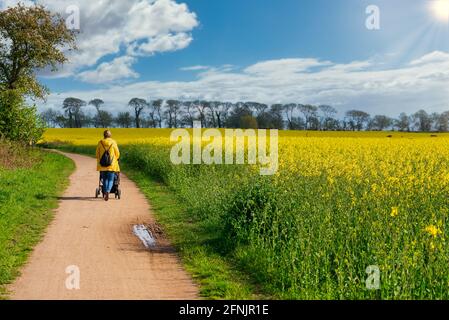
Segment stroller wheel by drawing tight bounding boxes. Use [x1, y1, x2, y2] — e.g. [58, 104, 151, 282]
[95, 188, 101, 198]
[117, 189, 121, 200]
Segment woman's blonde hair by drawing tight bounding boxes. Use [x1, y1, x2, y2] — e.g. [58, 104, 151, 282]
[104, 130, 112, 139]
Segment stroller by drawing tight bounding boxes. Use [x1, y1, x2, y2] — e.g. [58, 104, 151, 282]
[95, 172, 122, 200]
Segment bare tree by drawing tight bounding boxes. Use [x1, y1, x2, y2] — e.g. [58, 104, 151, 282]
[194, 100, 209, 128]
[115, 112, 133, 128]
[283, 103, 297, 130]
[319, 105, 338, 131]
[151, 99, 164, 128]
[369, 115, 393, 131]
[93, 110, 113, 128]
[434, 111, 449, 132]
[147, 99, 163, 128]
[40, 108, 61, 128]
[395, 113, 411, 132]
[165, 100, 182, 128]
[298, 104, 318, 130]
[128, 98, 147, 128]
[411, 110, 432, 132]
[181, 101, 197, 128]
[89, 99, 104, 113]
[63, 97, 86, 128]
[345, 110, 370, 131]
[246, 102, 268, 117]
[89, 99, 107, 128]
[215, 102, 233, 128]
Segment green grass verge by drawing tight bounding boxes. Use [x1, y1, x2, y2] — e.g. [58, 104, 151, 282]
[40, 144, 268, 300]
[0, 150, 75, 299]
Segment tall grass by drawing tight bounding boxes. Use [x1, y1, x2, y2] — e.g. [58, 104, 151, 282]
[121, 139, 449, 299]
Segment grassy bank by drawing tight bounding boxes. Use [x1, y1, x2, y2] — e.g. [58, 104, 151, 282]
[0, 145, 74, 298]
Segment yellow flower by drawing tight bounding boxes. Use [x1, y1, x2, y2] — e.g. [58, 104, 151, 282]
[425, 225, 442, 238]
[390, 207, 399, 217]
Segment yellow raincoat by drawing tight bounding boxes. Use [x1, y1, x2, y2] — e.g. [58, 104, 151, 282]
[96, 138, 120, 172]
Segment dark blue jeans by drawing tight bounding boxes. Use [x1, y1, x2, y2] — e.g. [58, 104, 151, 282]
[101, 171, 115, 193]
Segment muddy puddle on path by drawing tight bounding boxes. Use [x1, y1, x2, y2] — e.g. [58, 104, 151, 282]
[133, 223, 166, 249]
[133, 225, 156, 248]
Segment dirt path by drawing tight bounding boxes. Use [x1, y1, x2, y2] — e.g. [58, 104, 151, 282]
[8, 152, 199, 300]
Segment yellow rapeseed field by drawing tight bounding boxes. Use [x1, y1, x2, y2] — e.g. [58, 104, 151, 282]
[42, 128, 449, 299]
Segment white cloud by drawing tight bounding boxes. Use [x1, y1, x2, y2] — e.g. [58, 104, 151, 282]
[128, 32, 193, 56]
[1, 0, 199, 82]
[40, 51, 449, 117]
[77, 56, 139, 84]
[181, 65, 211, 71]
[410, 51, 449, 65]
[125, 0, 198, 39]
[327, 60, 373, 72]
[244, 58, 332, 75]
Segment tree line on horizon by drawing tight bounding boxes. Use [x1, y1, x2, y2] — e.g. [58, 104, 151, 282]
[40, 97, 449, 132]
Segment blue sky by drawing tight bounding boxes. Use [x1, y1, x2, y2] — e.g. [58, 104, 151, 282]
[3, 0, 449, 116]
[46, 0, 448, 88]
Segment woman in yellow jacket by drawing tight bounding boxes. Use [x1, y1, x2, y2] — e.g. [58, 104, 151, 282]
[96, 130, 120, 201]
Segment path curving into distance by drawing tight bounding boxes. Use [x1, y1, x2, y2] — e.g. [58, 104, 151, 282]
[9, 152, 198, 300]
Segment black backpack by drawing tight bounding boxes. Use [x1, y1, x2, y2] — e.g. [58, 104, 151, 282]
[100, 141, 114, 167]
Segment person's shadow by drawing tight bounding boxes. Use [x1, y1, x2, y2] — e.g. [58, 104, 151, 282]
[57, 196, 98, 201]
